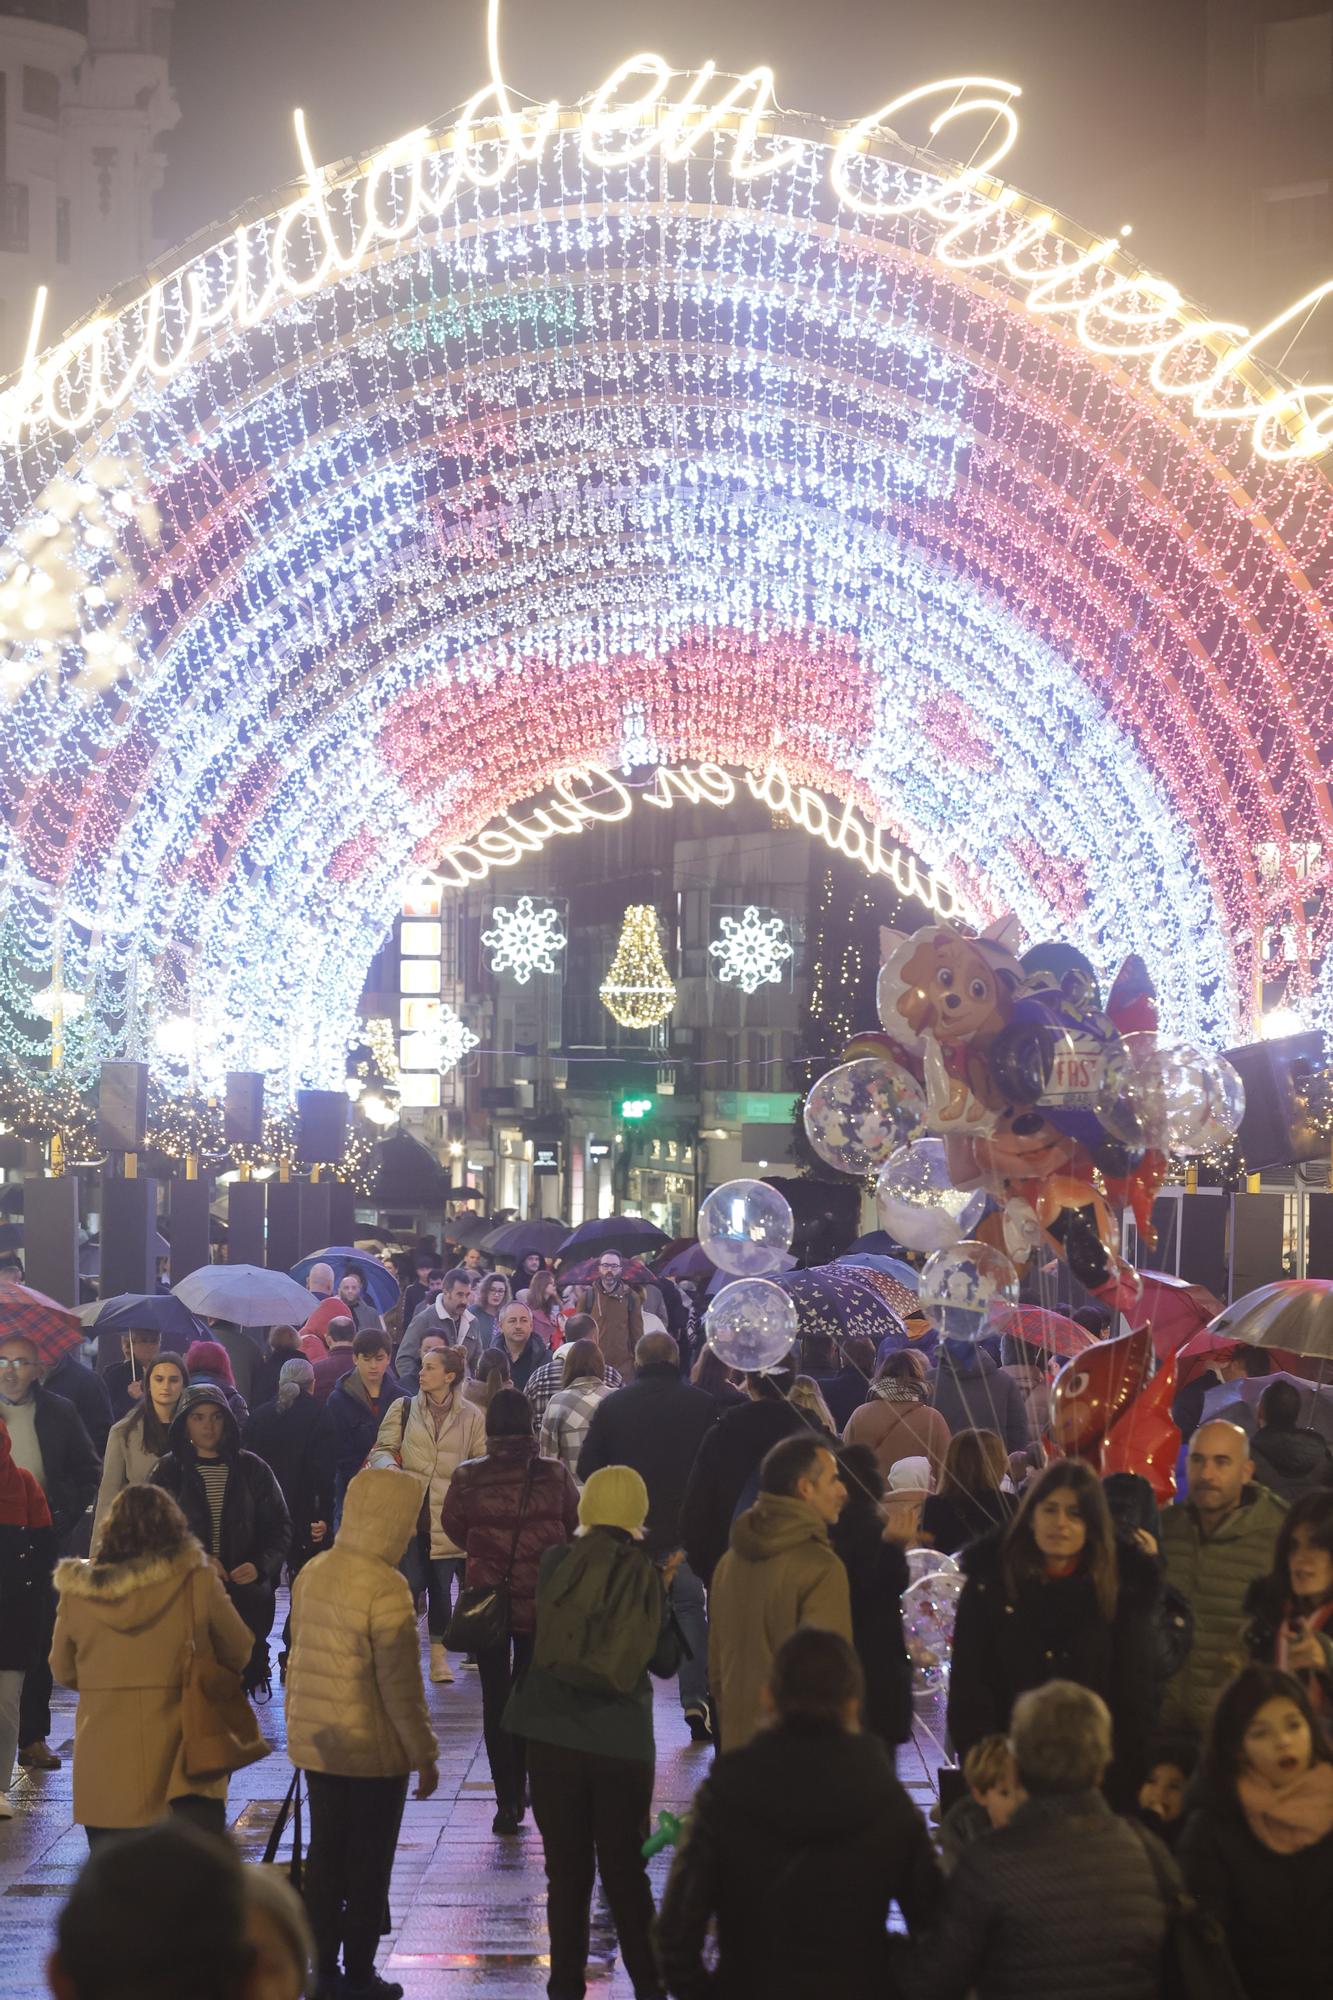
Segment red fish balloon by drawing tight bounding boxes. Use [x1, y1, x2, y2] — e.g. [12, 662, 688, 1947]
[1048, 1324, 1155, 1456]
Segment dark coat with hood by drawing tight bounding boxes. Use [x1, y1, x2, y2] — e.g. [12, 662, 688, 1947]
[24, 1383, 101, 1550]
[42, 1353, 113, 1456]
[1178, 1777, 1333, 2000]
[654, 1721, 941, 2000]
[905, 1790, 1173, 2000]
[439, 1434, 580, 1633]
[1248, 1422, 1333, 1503]
[830, 1494, 913, 1746]
[678, 1392, 806, 1585]
[929, 1347, 1031, 1453]
[947, 1527, 1162, 1803]
[576, 1361, 718, 1556]
[242, 1391, 337, 1565]
[148, 1386, 291, 1587]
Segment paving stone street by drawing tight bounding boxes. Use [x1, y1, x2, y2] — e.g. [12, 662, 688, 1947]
[0, 1604, 944, 1998]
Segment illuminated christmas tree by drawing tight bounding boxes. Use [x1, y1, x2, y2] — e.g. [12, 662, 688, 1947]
[600, 906, 676, 1029]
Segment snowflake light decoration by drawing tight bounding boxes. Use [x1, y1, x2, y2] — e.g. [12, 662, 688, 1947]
[438, 1005, 481, 1075]
[482, 897, 567, 985]
[709, 907, 795, 996]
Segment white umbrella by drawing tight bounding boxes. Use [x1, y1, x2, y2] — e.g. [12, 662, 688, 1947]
[1208, 1280, 1333, 1361]
[173, 1263, 313, 1326]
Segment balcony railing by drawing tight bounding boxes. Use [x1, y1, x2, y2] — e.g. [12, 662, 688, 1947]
[0, 182, 30, 255]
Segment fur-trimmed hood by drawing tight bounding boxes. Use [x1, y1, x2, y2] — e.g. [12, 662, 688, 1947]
[958, 1520, 1162, 1610]
[53, 1543, 208, 1632]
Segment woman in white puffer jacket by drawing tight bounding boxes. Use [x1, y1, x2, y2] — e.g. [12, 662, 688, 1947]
[369, 1343, 485, 1684]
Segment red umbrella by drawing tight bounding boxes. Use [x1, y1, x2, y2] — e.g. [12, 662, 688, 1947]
[0, 1280, 84, 1366]
[1093, 1268, 1224, 1360]
[989, 1304, 1096, 1360]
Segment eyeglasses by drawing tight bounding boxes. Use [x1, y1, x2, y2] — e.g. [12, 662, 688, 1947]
[0, 1357, 39, 1372]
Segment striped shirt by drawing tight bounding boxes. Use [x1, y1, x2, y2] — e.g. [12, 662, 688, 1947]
[539, 1379, 617, 1481]
[195, 1461, 230, 1556]
[525, 1354, 622, 1422]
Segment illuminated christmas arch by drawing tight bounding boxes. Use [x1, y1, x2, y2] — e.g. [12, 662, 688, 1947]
[2, 21, 1332, 1102]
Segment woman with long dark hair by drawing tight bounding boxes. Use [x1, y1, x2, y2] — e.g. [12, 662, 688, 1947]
[948, 1458, 1161, 1804]
[94, 1354, 188, 1530]
[522, 1268, 561, 1349]
[920, 1428, 1013, 1556]
[440, 1389, 579, 1834]
[467, 1273, 512, 1352]
[51, 1483, 255, 1843]
[1178, 1664, 1333, 1998]
[1244, 1490, 1333, 1714]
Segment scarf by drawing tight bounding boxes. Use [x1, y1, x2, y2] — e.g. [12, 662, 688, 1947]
[0, 1419, 44, 1526]
[1237, 1760, 1333, 1853]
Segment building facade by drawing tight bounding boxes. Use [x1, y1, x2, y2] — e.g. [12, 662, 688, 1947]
[0, 0, 177, 369]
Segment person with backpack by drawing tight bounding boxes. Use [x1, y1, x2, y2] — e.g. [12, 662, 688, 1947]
[504, 1465, 680, 2000]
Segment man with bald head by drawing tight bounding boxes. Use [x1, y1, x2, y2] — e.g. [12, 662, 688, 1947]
[1159, 1417, 1288, 1730]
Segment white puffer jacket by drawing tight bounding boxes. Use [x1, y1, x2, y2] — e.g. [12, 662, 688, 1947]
[369, 1389, 486, 1559]
[286, 1466, 437, 1778]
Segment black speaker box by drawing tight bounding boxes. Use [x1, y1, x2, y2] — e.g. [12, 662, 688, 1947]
[97, 1060, 148, 1152]
[1223, 1032, 1328, 1170]
[296, 1090, 347, 1164]
[224, 1071, 265, 1147]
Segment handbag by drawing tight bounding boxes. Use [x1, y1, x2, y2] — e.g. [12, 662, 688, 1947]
[444, 1462, 535, 1652]
[261, 1769, 304, 1890]
[1131, 1823, 1247, 2000]
[180, 1567, 270, 1782]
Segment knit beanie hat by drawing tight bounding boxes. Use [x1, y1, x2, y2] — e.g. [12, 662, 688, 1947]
[578, 1464, 649, 1537]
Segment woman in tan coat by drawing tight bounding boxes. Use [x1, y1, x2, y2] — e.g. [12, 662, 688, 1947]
[50, 1481, 254, 1844]
[369, 1343, 485, 1685]
[93, 1353, 187, 1531]
[842, 1350, 950, 1481]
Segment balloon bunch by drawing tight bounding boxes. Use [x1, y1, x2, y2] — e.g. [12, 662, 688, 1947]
[804, 920, 1246, 1298]
[902, 1558, 964, 1696]
[1048, 1324, 1182, 1502]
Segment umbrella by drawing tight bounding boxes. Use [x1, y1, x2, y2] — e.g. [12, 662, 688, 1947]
[443, 1213, 493, 1251]
[0, 1185, 24, 1215]
[1200, 1371, 1333, 1445]
[76, 1293, 210, 1342]
[0, 1221, 25, 1251]
[558, 1216, 670, 1261]
[173, 1263, 313, 1327]
[654, 1239, 716, 1284]
[444, 1184, 485, 1201]
[1207, 1280, 1333, 1360]
[1132, 1270, 1226, 1360]
[771, 1267, 904, 1349]
[0, 1279, 84, 1366]
[289, 1246, 399, 1315]
[480, 1218, 569, 1264]
[839, 1265, 923, 1324]
[988, 1303, 1096, 1361]
[843, 1230, 918, 1263]
[834, 1251, 921, 1292]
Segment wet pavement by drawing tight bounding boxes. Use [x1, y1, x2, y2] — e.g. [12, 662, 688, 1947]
[0, 1607, 944, 1997]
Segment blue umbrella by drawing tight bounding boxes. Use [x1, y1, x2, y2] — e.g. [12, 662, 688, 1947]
[77, 1293, 210, 1342]
[289, 1245, 399, 1314]
[833, 1250, 921, 1292]
[843, 1229, 919, 1263]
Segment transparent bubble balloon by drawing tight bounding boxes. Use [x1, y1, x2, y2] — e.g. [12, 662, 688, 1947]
[697, 1177, 795, 1275]
[1100, 1034, 1246, 1156]
[875, 1138, 977, 1254]
[902, 1570, 965, 1695]
[906, 1548, 960, 1588]
[918, 1239, 1019, 1341]
[802, 1056, 925, 1176]
[704, 1278, 798, 1373]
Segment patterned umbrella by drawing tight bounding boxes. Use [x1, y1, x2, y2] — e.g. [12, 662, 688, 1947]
[1208, 1280, 1333, 1360]
[0, 1279, 84, 1366]
[772, 1267, 906, 1349]
[988, 1304, 1097, 1361]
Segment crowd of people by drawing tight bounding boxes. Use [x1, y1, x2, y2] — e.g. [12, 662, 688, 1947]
[3, 1237, 1333, 2000]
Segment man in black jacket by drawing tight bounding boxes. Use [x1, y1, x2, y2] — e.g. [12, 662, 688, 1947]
[678, 1364, 805, 1587]
[0, 1334, 101, 1770]
[578, 1332, 719, 1737]
[43, 1349, 113, 1457]
[149, 1383, 291, 1693]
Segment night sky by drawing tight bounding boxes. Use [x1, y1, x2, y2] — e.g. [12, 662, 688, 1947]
[162, 0, 1214, 298]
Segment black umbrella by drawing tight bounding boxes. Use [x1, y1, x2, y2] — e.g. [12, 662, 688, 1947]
[0, 1185, 24, 1216]
[365, 1132, 452, 1207]
[444, 1183, 485, 1201]
[558, 1216, 670, 1261]
[481, 1218, 568, 1263]
[0, 1221, 25, 1251]
[444, 1213, 493, 1250]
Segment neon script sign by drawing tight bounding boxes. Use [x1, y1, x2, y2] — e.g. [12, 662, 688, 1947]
[5, 0, 1332, 463]
[413, 760, 968, 922]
